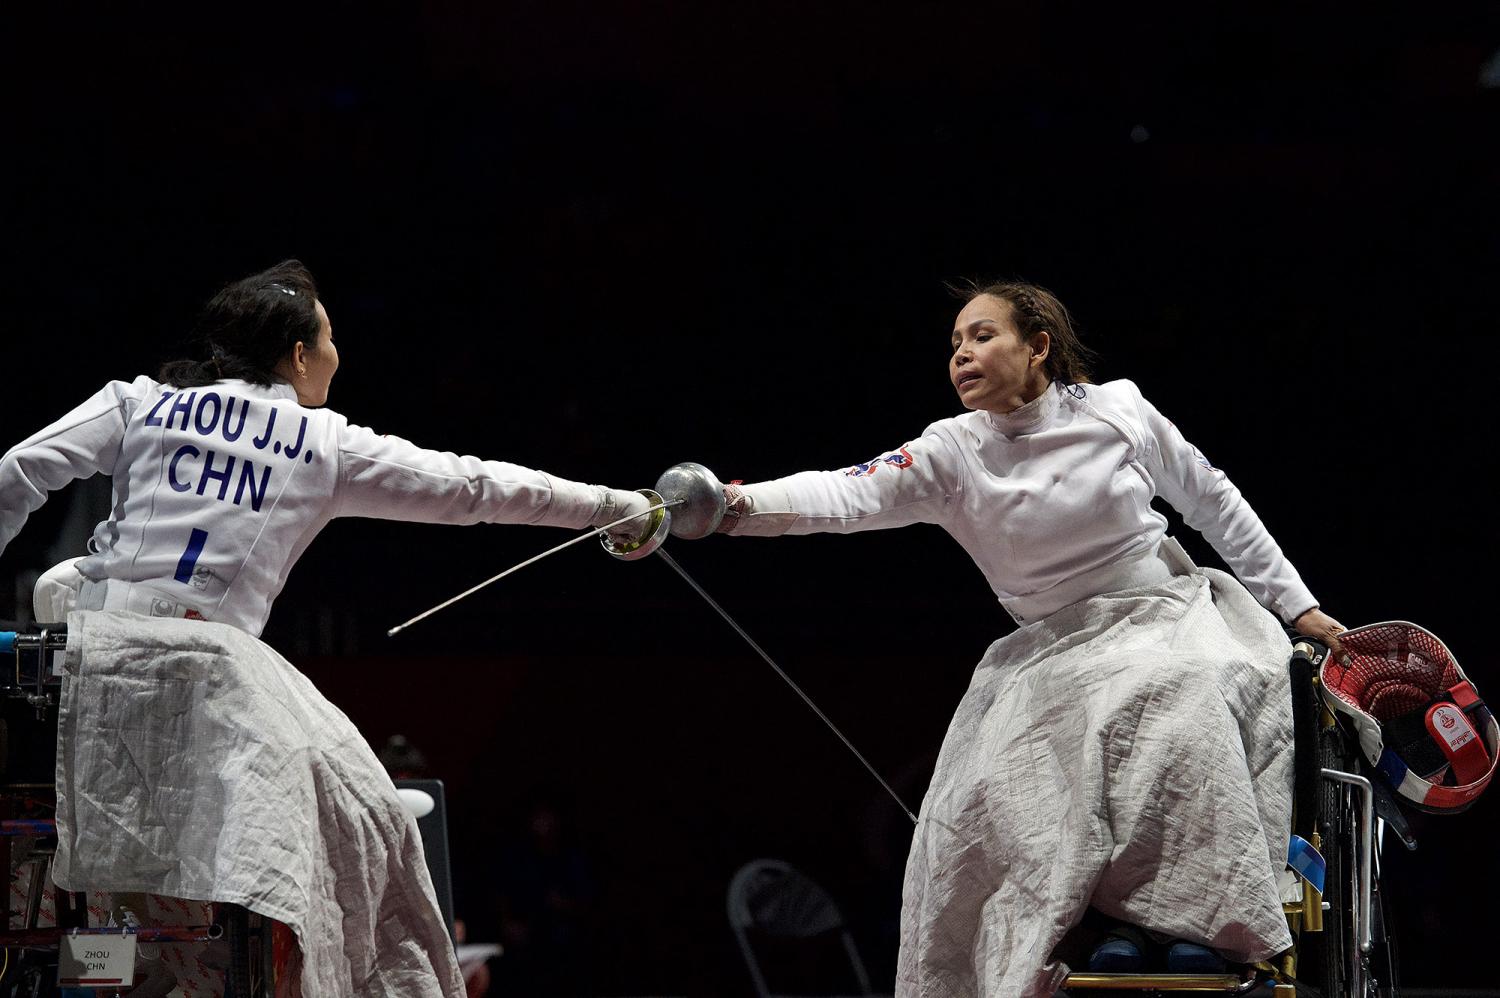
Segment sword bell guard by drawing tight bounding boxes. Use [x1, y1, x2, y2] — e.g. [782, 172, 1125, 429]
[653, 463, 726, 539]
[600, 489, 672, 561]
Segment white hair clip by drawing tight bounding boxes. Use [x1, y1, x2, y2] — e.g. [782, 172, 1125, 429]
[266, 283, 298, 296]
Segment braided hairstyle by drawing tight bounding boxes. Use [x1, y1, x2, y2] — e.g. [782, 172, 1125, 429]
[953, 279, 1097, 386]
[159, 260, 323, 388]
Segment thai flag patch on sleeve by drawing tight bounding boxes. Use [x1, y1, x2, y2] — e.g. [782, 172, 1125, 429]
[844, 447, 915, 477]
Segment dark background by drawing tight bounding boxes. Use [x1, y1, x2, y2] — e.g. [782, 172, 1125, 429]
[4, 3, 1498, 993]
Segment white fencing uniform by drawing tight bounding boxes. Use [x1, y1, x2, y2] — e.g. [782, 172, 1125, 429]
[737, 379, 1315, 626]
[1, 375, 610, 636]
[0, 373, 623, 998]
[731, 380, 1315, 996]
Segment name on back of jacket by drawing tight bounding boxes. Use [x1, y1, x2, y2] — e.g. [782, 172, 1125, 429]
[143, 389, 318, 511]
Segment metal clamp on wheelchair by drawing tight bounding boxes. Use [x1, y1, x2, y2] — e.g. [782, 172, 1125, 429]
[1, 623, 67, 718]
[2, 623, 68, 802]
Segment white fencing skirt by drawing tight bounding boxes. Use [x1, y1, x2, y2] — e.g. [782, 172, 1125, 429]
[897, 570, 1294, 997]
[52, 610, 465, 998]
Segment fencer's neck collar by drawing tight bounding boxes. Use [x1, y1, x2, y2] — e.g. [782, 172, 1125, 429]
[986, 382, 1060, 438]
[263, 379, 302, 403]
[211, 377, 300, 403]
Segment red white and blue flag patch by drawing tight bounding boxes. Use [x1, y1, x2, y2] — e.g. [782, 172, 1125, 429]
[845, 447, 915, 478]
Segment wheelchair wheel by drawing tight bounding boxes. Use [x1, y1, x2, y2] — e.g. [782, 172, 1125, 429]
[1304, 717, 1358, 996]
[1303, 721, 1400, 997]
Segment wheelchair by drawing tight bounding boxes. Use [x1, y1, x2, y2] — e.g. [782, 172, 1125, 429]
[0, 624, 280, 997]
[1060, 635, 1403, 998]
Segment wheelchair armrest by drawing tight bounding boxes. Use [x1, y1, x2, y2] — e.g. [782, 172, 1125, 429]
[1286, 632, 1330, 667]
[1288, 649, 1322, 840]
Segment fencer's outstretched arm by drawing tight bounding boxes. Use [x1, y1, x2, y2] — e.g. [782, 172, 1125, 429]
[1, 376, 653, 570]
[714, 432, 963, 537]
[332, 418, 650, 535]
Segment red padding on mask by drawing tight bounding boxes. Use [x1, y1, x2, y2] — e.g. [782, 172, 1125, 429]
[1450, 681, 1481, 711]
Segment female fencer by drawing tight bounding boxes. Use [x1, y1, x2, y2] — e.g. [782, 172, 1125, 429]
[682, 281, 1345, 995]
[1, 259, 655, 634]
[0, 259, 656, 998]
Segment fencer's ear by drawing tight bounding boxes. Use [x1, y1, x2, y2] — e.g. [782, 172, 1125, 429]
[1029, 330, 1051, 367]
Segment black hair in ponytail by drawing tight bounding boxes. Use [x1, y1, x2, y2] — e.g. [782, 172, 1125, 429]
[159, 260, 322, 388]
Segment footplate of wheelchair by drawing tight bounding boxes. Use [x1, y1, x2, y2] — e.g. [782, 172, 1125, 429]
[1061, 971, 1273, 992]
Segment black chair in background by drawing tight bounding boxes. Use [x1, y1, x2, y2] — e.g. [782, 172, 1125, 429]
[727, 858, 881, 998]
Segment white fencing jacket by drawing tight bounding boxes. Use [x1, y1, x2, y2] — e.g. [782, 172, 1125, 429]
[738, 380, 1317, 626]
[1, 376, 608, 636]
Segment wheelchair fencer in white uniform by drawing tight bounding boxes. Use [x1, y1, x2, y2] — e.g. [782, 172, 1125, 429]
[650, 283, 1352, 997]
[0, 260, 658, 998]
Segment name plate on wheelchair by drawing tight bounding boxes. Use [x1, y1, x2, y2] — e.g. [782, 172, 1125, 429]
[58, 929, 138, 987]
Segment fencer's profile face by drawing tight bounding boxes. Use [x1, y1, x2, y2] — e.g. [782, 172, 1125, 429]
[296, 300, 340, 407]
[949, 294, 1049, 413]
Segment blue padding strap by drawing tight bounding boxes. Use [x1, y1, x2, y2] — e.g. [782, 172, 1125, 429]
[0, 632, 15, 655]
[1288, 834, 1326, 894]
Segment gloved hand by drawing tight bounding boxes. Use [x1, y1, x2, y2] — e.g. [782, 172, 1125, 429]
[593, 488, 657, 546]
[712, 481, 797, 537]
[716, 482, 753, 534]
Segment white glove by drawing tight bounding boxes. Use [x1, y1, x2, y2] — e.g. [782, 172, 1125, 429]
[592, 488, 656, 545]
